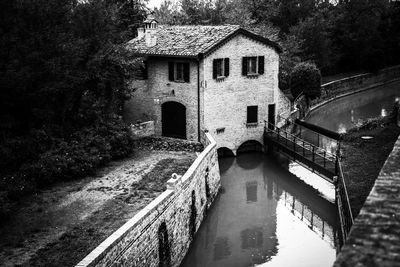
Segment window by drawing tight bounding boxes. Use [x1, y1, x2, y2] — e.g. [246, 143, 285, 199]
[247, 106, 258, 123]
[242, 56, 264, 76]
[213, 58, 230, 79]
[168, 62, 190, 82]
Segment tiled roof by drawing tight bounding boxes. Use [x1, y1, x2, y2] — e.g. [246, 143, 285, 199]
[126, 25, 281, 58]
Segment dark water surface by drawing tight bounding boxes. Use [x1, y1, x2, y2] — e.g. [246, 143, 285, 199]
[302, 81, 400, 153]
[181, 153, 338, 267]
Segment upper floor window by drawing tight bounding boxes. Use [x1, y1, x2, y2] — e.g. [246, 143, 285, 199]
[169, 62, 190, 82]
[213, 58, 230, 79]
[242, 56, 264, 76]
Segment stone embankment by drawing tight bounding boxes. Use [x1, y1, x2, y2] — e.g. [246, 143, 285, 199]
[334, 135, 400, 266]
[76, 132, 220, 267]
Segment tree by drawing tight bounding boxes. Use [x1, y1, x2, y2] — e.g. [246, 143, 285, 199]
[290, 62, 321, 100]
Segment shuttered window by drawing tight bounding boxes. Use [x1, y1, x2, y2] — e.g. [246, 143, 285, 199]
[242, 56, 265, 76]
[168, 62, 190, 82]
[247, 106, 258, 123]
[212, 58, 230, 79]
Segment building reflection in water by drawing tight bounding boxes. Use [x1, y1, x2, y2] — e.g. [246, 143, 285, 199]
[180, 153, 338, 267]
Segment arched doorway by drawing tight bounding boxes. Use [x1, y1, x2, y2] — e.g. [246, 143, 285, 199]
[162, 101, 186, 139]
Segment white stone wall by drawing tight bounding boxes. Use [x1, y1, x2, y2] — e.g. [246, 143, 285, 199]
[76, 132, 221, 267]
[202, 34, 283, 153]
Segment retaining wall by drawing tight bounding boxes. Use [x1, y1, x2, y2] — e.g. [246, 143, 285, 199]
[76, 132, 221, 267]
[309, 65, 400, 111]
[334, 135, 400, 266]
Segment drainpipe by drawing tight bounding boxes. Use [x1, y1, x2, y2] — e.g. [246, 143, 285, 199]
[197, 55, 203, 143]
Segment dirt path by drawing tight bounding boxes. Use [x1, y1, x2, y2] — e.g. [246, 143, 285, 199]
[0, 149, 197, 267]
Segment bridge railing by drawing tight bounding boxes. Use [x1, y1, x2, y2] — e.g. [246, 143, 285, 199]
[336, 161, 354, 244]
[264, 120, 338, 167]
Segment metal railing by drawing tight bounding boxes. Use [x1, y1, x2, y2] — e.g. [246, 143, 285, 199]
[264, 120, 338, 175]
[336, 161, 354, 244]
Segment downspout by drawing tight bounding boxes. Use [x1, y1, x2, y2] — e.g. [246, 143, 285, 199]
[197, 57, 201, 142]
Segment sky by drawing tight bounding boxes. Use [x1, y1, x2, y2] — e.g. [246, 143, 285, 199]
[146, 0, 164, 9]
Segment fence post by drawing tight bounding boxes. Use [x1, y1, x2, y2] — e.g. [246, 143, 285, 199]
[303, 141, 305, 156]
[323, 151, 326, 168]
[312, 146, 315, 162]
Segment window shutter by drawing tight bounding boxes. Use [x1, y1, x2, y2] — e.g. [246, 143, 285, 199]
[213, 59, 218, 79]
[242, 57, 247, 76]
[224, 58, 230, 77]
[258, 56, 264, 74]
[183, 62, 190, 82]
[168, 62, 174, 81]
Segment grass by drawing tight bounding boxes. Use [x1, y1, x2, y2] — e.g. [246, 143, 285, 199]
[26, 157, 195, 266]
[341, 121, 400, 217]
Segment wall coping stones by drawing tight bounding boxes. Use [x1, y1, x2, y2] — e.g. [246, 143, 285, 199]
[333, 135, 400, 266]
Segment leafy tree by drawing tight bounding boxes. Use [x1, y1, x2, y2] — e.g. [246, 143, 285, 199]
[290, 62, 322, 100]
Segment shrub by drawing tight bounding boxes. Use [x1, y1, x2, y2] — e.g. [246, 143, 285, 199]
[3, 119, 134, 199]
[290, 62, 322, 100]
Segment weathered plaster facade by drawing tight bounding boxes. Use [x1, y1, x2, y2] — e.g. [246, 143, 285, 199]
[202, 34, 280, 153]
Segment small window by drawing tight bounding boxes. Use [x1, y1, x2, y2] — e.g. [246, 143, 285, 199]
[168, 62, 190, 82]
[247, 106, 258, 123]
[213, 58, 230, 79]
[242, 56, 264, 76]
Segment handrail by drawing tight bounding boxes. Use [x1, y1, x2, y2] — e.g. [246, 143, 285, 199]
[338, 161, 354, 226]
[264, 120, 337, 160]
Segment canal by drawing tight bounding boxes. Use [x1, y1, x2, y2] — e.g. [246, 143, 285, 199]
[181, 81, 399, 267]
[303, 81, 400, 152]
[181, 153, 338, 267]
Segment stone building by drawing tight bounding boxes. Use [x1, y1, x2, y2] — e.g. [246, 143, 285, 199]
[124, 16, 291, 155]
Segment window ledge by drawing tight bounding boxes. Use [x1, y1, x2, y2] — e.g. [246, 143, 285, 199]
[172, 80, 188, 83]
[216, 76, 226, 82]
[246, 122, 259, 128]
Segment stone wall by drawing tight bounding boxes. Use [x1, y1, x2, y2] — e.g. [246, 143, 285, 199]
[130, 121, 155, 138]
[202, 33, 288, 153]
[309, 65, 400, 111]
[334, 135, 400, 267]
[76, 132, 220, 267]
[124, 57, 200, 142]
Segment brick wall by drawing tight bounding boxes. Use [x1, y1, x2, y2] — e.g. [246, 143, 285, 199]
[333, 135, 400, 266]
[202, 34, 287, 153]
[76, 132, 221, 267]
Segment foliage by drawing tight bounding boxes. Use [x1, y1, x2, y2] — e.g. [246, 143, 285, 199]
[153, 0, 400, 77]
[3, 119, 134, 199]
[290, 62, 321, 100]
[0, 0, 146, 200]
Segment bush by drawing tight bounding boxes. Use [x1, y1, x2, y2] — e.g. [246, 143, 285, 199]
[290, 62, 322, 100]
[2, 119, 134, 199]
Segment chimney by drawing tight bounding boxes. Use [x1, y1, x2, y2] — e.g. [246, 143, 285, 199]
[137, 27, 145, 40]
[143, 14, 158, 47]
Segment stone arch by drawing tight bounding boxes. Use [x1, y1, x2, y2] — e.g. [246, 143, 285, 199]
[161, 101, 186, 139]
[158, 222, 171, 267]
[236, 140, 263, 155]
[217, 147, 235, 158]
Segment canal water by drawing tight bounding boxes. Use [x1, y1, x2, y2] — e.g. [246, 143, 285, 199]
[181, 153, 338, 267]
[302, 81, 400, 153]
[181, 81, 399, 267]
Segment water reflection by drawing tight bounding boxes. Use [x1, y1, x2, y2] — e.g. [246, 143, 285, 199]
[303, 82, 399, 150]
[180, 153, 338, 267]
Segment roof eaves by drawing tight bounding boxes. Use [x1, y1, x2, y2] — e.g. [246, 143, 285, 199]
[202, 28, 283, 56]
